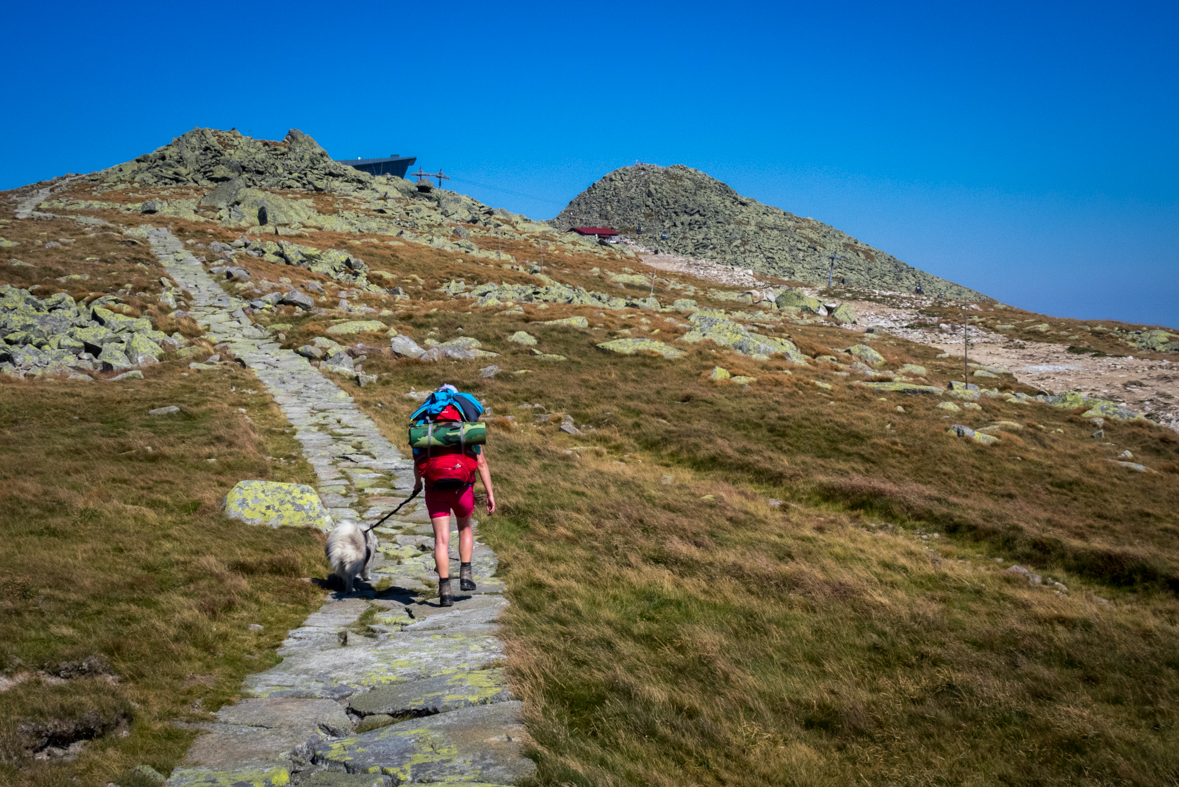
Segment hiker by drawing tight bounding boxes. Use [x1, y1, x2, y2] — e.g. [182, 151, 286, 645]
[409, 384, 496, 607]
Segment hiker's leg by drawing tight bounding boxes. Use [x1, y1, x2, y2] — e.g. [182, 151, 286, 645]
[455, 516, 474, 564]
[453, 487, 476, 564]
[431, 514, 452, 578]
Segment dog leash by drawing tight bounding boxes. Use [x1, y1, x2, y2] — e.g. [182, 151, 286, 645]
[362, 487, 421, 534]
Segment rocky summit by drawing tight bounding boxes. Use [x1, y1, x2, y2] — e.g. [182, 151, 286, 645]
[552, 163, 985, 300]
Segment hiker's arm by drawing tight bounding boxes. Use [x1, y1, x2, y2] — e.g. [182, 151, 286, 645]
[477, 452, 496, 513]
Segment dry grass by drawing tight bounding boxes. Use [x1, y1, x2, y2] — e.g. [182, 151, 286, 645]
[0, 365, 326, 787]
[347, 307, 1179, 786]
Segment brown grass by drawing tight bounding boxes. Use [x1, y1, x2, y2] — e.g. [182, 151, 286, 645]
[0, 365, 326, 787]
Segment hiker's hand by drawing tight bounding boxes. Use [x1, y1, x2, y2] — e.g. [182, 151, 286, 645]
[412, 481, 422, 495]
[486, 494, 496, 514]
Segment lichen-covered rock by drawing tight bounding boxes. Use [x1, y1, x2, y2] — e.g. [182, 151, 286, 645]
[829, 303, 857, 324]
[1081, 401, 1145, 421]
[858, 382, 944, 395]
[597, 338, 685, 359]
[678, 313, 808, 363]
[731, 375, 757, 384]
[936, 401, 961, 412]
[707, 366, 731, 381]
[846, 344, 885, 367]
[537, 315, 589, 328]
[900, 363, 927, 376]
[223, 481, 333, 530]
[97, 343, 133, 371]
[508, 331, 537, 346]
[312, 702, 534, 785]
[775, 289, 823, 314]
[347, 669, 510, 718]
[125, 332, 164, 364]
[326, 320, 386, 335]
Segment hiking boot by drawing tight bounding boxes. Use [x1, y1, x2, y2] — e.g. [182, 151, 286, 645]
[438, 577, 454, 607]
[460, 562, 476, 592]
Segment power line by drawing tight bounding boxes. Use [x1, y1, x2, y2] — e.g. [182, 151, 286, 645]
[446, 176, 566, 206]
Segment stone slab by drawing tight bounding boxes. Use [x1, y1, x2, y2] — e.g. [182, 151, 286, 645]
[348, 669, 511, 717]
[312, 701, 534, 784]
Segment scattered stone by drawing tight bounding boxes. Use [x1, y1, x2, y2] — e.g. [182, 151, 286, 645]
[149, 405, 180, 416]
[679, 313, 807, 363]
[708, 366, 731, 381]
[1106, 460, 1147, 472]
[936, 402, 961, 412]
[479, 365, 500, 378]
[111, 370, 144, 380]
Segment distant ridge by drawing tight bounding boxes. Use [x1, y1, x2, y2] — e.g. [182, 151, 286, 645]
[552, 164, 987, 300]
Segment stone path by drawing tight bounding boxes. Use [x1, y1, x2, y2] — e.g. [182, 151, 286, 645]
[140, 227, 531, 787]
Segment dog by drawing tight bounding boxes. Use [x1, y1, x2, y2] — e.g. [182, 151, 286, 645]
[325, 520, 378, 593]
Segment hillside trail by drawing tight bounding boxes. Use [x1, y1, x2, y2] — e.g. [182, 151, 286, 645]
[635, 253, 1178, 432]
[141, 227, 532, 786]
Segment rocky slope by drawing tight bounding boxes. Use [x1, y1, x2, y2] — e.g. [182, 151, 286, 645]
[552, 164, 986, 300]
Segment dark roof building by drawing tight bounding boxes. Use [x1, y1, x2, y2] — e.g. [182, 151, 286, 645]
[336, 155, 417, 179]
[569, 227, 618, 237]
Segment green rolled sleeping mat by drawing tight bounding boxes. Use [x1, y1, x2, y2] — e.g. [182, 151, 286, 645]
[408, 421, 487, 448]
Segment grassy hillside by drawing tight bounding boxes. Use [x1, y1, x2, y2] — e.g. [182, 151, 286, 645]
[3, 136, 1179, 785]
[0, 364, 328, 787]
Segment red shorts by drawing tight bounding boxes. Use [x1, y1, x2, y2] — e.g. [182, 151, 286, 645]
[424, 485, 475, 519]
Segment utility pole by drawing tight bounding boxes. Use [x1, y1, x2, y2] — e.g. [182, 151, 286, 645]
[826, 252, 843, 288]
[649, 268, 657, 301]
[963, 307, 969, 387]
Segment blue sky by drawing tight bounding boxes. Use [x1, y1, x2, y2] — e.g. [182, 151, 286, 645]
[3, 1, 1176, 327]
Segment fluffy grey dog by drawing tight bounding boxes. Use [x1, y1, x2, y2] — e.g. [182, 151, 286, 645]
[325, 520, 378, 593]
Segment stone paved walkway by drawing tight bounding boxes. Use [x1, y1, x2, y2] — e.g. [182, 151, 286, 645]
[140, 227, 531, 787]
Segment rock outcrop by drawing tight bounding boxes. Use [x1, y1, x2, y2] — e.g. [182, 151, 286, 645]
[95, 128, 369, 193]
[0, 284, 182, 379]
[552, 164, 985, 300]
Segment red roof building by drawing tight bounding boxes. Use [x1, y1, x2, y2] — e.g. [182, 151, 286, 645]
[569, 227, 618, 237]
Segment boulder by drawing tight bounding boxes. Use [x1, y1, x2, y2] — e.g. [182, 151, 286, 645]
[829, 303, 857, 324]
[389, 335, 426, 359]
[1081, 400, 1145, 421]
[678, 314, 808, 363]
[508, 331, 537, 346]
[775, 289, 823, 314]
[223, 481, 333, 530]
[845, 344, 885, 367]
[149, 405, 181, 416]
[279, 290, 315, 310]
[97, 343, 133, 372]
[708, 366, 731, 381]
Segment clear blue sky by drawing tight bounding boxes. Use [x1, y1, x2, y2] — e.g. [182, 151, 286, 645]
[3, 1, 1176, 327]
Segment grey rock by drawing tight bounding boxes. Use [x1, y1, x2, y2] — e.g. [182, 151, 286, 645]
[347, 669, 511, 717]
[479, 364, 500, 378]
[389, 335, 426, 359]
[149, 405, 180, 416]
[312, 701, 534, 784]
[280, 290, 314, 309]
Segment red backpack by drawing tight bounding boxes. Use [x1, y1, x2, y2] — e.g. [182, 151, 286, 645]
[415, 404, 479, 491]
